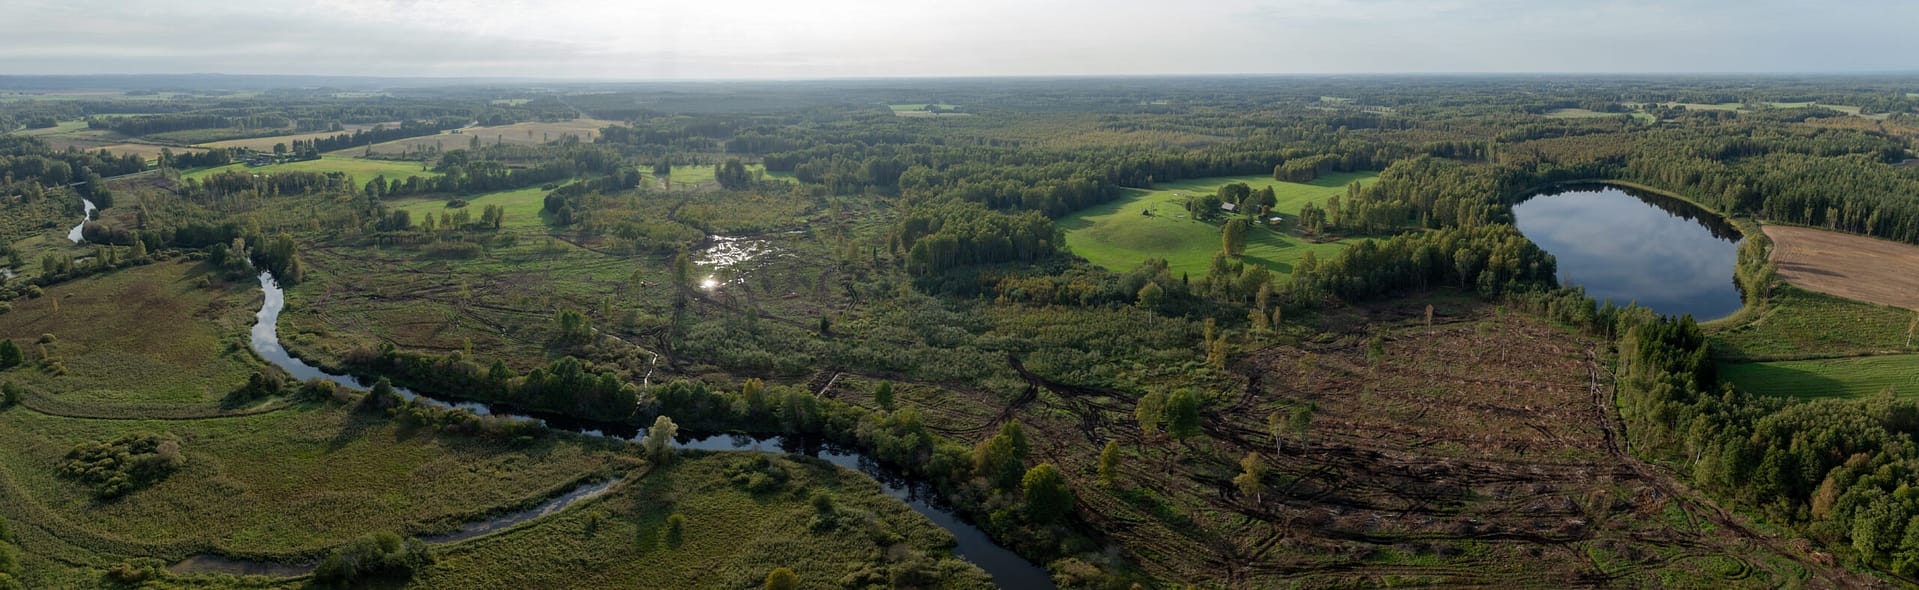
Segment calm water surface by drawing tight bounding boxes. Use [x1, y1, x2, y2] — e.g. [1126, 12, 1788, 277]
[1513, 185, 1742, 320]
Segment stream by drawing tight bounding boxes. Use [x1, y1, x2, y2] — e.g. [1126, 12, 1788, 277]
[66, 197, 97, 243]
[193, 272, 1053, 588]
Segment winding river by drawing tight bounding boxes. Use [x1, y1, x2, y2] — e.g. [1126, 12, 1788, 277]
[236, 273, 1052, 588]
[1513, 184, 1742, 320]
[66, 197, 97, 243]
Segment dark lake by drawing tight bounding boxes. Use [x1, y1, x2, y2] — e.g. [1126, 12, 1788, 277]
[1512, 184, 1743, 320]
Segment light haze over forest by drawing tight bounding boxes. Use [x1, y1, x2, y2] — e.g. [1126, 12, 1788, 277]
[4, 0, 1915, 79]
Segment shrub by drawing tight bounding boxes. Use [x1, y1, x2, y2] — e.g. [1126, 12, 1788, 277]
[661, 513, 685, 548]
[312, 531, 433, 587]
[58, 433, 185, 498]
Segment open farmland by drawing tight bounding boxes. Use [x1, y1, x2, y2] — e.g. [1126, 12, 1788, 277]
[1765, 225, 1919, 311]
[1059, 172, 1376, 279]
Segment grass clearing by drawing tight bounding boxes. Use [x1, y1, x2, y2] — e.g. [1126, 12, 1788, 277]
[394, 186, 551, 230]
[0, 262, 620, 587]
[182, 155, 438, 183]
[1722, 354, 1919, 400]
[1709, 285, 1918, 361]
[1059, 172, 1377, 279]
[0, 260, 263, 417]
[1543, 108, 1629, 119]
[357, 119, 616, 156]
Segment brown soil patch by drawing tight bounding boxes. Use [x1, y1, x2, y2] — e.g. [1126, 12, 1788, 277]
[1766, 225, 1919, 311]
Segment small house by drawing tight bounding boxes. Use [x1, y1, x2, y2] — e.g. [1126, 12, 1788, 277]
[1220, 202, 1237, 212]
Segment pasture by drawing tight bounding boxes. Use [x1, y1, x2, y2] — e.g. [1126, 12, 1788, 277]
[1058, 172, 1377, 279]
[1721, 354, 1919, 400]
[1765, 224, 1919, 311]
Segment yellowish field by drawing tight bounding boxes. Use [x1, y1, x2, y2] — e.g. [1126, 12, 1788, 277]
[1767, 225, 1919, 311]
[358, 119, 615, 155]
[193, 123, 392, 151]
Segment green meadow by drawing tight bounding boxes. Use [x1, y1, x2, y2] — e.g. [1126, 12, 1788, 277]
[1058, 172, 1377, 279]
[395, 186, 551, 230]
[1721, 354, 1919, 400]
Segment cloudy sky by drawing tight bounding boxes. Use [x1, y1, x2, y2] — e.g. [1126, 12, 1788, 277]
[2, 0, 1913, 79]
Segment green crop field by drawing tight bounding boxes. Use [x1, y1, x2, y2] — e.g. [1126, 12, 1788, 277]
[182, 155, 437, 183]
[1721, 354, 1919, 400]
[1059, 172, 1377, 279]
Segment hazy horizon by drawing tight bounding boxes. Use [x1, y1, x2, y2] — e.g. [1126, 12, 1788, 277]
[4, 0, 1915, 80]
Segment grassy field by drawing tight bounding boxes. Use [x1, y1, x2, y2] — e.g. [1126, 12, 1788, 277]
[0, 263, 624, 587]
[1722, 354, 1919, 400]
[1543, 108, 1630, 119]
[357, 119, 616, 156]
[662, 162, 782, 190]
[1058, 172, 1377, 279]
[1710, 285, 1918, 361]
[182, 155, 437, 182]
[414, 452, 991, 590]
[394, 186, 551, 230]
[0, 260, 263, 418]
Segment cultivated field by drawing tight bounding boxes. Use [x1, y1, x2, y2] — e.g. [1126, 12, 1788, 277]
[1765, 225, 1919, 311]
[1059, 172, 1377, 279]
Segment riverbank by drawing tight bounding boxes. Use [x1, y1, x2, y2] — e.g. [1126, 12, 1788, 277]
[249, 271, 1053, 589]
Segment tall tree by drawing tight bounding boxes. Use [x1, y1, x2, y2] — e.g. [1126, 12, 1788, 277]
[1222, 218, 1249, 256]
[1134, 390, 1166, 439]
[1022, 463, 1074, 524]
[1166, 389, 1202, 442]
[1234, 452, 1268, 504]
[1098, 440, 1122, 487]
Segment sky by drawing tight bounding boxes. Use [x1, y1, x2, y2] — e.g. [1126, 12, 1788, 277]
[1, 0, 1914, 79]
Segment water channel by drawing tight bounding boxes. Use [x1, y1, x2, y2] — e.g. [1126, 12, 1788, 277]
[183, 272, 1053, 588]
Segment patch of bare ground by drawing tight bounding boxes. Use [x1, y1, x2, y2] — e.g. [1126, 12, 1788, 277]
[956, 299, 1883, 588]
[1767, 225, 1919, 311]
